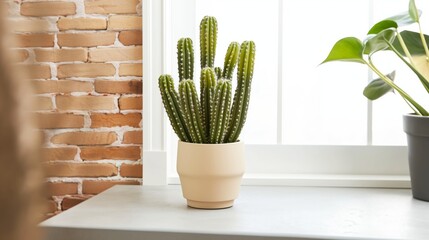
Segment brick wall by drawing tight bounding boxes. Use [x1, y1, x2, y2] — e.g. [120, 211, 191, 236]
[9, 0, 143, 218]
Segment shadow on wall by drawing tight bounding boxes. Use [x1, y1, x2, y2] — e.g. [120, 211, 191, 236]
[0, 3, 44, 240]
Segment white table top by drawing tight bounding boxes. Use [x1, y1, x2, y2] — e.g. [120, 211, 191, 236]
[41, 185, 429, 240]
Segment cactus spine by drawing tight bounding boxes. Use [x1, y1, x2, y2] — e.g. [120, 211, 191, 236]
[224, 41, 256, 143]
[158, 75, 191, 142]
[179, 79, 206, 143]
[200, 16, 217, 68]
[177, 38, 194, 81]
[222, 42, 240, 80]
[210, 79, 232, 143]
[200, 67, 216, 139]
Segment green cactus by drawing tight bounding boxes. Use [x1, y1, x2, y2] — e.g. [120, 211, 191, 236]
[224, 41, 256, 143]
[200, 67, 216, 139]
[210, 79, 232, 143]
[177, 38, 194, 81]
[158, 75, 191, 142]
[179, 79, 206, 143]
[214, 67, 222, 80]
[159, 16, 255, 144]
[200, 16, 217, 68]
[222, 42, 240, 80]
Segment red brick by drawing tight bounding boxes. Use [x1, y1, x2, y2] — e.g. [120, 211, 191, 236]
[123, 130, 142, 144]
[14, 34, 54, 47]
[118, 30, 142, 46]
[21, 2, 76, 16]
[46, 182, 78, 196]
[80, 146, 140, 160]
[58, 32, 116, 47]
[45, 163, 118, 177]
[119, 96, 142, 110]
[35, 113, 84, 129]
[90, 113, 141, 128]
[82, 180, 140, 194]
[61, 196, 92, 210]
[94, 80, 142, 94]
[50, 131, 117, 145]
[56, 95, 116, 111]
[57, 63, 115, 78]
[41, 147, 78, 161]
[120, 164, 142, 178]
[46, 200, 58, 213]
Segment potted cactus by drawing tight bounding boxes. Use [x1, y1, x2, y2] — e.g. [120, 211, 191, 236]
[321, 0, 429, 201]
[158, 16, 255, 209]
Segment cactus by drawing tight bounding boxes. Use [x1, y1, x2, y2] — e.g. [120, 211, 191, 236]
[224, 41, 256, 143]
[214, 67, 222, 80]
[222, 42, 240, 80]
[177, 38, 194, 81]
[210, 79, 232, 143]
[200, 16, 217, 68]
[158, 75, 191, 142]
[179, 79, 206, 143]
[159, 16, 255, 144]
[200, 67, 216, 139]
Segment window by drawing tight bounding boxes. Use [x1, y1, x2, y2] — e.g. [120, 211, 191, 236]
[143, 0, 427, 186]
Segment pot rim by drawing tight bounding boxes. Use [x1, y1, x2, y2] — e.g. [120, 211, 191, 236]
[404, 113, 429, 118]
[178, 140, 243, 146]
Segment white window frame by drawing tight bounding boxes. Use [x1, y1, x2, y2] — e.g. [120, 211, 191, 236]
[143, 0, 410, 187]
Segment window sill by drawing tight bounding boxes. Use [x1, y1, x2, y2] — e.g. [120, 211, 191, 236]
[41, 185, 429, 240]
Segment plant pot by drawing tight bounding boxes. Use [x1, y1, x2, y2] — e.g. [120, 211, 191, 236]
[176, 141, 245, 209]
[403, 114, 429, 201]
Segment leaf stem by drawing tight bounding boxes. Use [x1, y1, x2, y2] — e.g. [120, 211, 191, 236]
[365, 59, 428, 115]
[396, 29, 416, 66]
[417, 22, 429, 61]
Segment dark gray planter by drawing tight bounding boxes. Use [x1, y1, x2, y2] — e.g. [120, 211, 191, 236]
[403, 114, 429, 201]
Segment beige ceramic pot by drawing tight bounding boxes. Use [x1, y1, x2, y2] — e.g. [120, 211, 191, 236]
[177, 141, 245, 209]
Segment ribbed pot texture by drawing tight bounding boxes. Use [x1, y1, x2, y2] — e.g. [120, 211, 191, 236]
[177, 141, 245, 209]
[403, 114, 429, 201]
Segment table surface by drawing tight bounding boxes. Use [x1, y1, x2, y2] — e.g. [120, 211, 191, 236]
[41, 185, 429, 240]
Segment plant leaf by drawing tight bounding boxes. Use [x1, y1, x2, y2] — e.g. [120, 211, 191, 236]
[364, 29, 396, 55]
[321, 37, 365, 64]
[367, 20, 397, 35]
[386, 10, 421, 26]
[363, 71, 395, 100]
[392, 30, 429, 56]
[409, 0, 420, 23]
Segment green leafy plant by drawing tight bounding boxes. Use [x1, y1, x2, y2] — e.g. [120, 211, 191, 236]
[159, 16, 256, 144]
[321, 0, 429, 116]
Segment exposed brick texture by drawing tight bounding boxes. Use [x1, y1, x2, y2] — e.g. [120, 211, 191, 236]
[35, 113, 85, 129]
[119, 96, 142, 110]
[82, 180, 140, 194]
[90, 113, 141, 128]
[56, 95, 117, 111]
[45, 163, 118, 177]
[21, 2, 76, 17]
[85, 0, 139, 14]
[58, 18, 107, 30]
[34, 49, 88, 62]
[119, 63, 142, 76]
[88, 46, 142, 62]
[123, 130, 142, 144]
[118, 30, 142, 46]
[41, 148, 78, 161]
[11, 0, 143, 217]
[57, 63, 115, 78]
[32, 80, 93, 94]
[51, 131, 117, 145]
[120, 164, 143, 178]
[80, 146, 140, 160]
[47, 182, 79, 196]
[61, 196, 92, 211]
[94, 80, 142, 94]
[58, 32, 116, 47]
